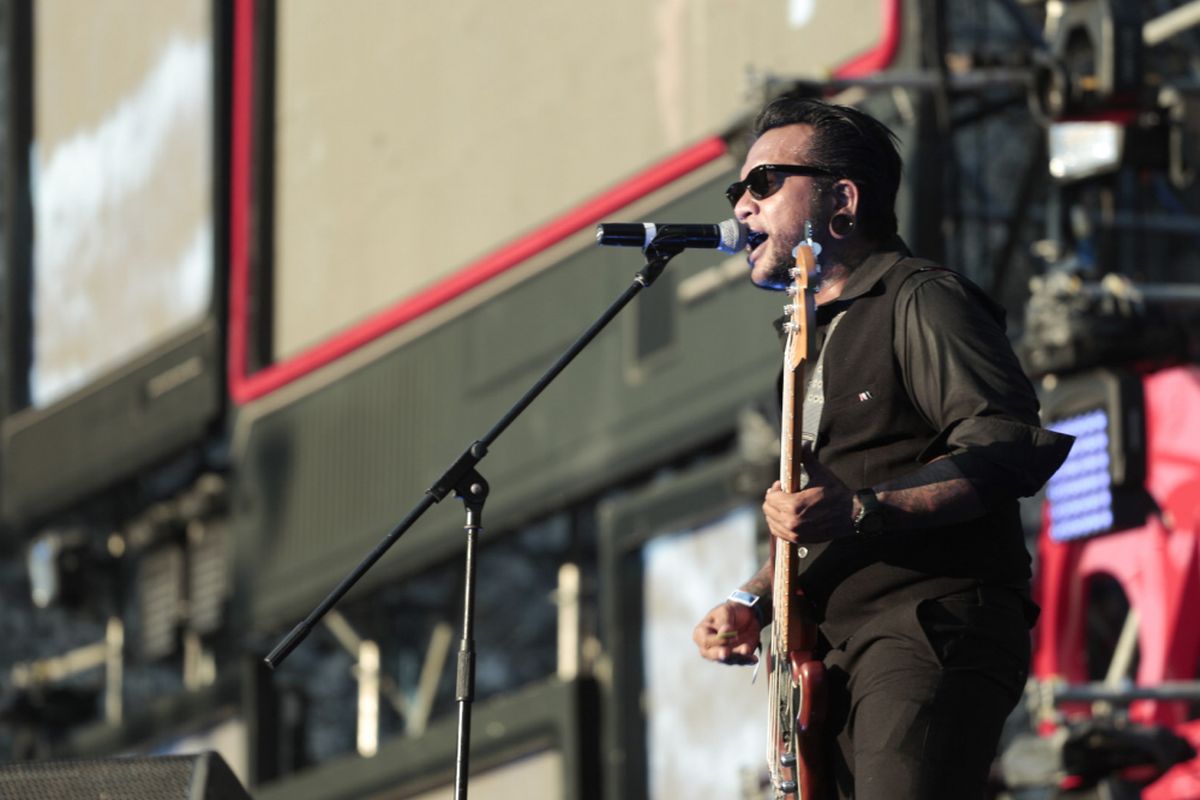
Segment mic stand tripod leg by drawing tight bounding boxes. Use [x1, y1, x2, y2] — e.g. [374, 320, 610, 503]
[452, 469, 488, 800]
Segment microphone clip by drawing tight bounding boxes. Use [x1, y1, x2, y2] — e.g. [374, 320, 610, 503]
[635, 243, 684, 287]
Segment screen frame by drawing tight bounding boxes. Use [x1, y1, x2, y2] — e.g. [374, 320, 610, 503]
[0, 0, 233, 530]
[223, 0, 902, 406]
[598, 451, 765, 800]
[1040, 366, 1152, 542]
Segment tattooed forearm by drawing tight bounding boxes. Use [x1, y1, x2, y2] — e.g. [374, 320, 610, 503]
[874, 457, 986, 530]
[740, 560, 773, 597]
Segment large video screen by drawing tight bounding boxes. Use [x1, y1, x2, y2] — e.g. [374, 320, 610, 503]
[29, 0, 213, 408]
[267, 1, 889, 361]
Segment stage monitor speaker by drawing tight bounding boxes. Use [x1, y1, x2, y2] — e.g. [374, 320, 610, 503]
[0, 751, 251, 800]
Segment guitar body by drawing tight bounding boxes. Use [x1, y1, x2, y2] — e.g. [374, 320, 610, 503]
[792, 657, 828, 798]
[768, 548, 828, 799]
[767, 227, 828, 799]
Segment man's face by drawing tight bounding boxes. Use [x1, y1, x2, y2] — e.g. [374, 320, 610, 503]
[732, 124, 828, 290]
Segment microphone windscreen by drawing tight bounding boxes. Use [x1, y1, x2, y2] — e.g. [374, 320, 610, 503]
[717, 219, 749, 254]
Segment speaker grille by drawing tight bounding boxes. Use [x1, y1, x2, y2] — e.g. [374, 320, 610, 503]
[0, 752, 250, 800]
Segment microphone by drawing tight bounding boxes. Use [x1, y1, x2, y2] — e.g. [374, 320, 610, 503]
[595, 218, 748, 254]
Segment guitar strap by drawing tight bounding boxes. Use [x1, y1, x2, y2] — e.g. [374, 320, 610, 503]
[799, 308, 849, 488]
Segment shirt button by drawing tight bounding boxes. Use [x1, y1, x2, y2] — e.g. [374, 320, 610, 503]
[797, 546, 809, 559]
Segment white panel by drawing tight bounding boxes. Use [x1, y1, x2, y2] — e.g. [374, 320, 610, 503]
[31, 0, 213, 407]
[271, 0, 890, 358]
[642, 506, 767, 799]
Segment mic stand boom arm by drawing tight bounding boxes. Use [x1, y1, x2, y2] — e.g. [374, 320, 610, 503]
[264, 245, 684, 799]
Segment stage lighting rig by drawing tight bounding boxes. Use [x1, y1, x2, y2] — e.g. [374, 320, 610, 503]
[1033, 0, 1145, 122]
[1030, 0, 1200, 187]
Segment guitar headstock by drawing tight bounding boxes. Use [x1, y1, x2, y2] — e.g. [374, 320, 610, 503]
[784, 221, 821, 370]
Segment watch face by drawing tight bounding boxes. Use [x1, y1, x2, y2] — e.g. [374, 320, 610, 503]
[855, 491, 883, 535]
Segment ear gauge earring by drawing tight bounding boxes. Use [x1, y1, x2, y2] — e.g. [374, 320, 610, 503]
[831, 215, 856, 236]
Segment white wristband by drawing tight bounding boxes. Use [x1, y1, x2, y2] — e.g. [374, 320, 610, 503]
[727, 590, 760, 608]
[727, 590, 769, 627]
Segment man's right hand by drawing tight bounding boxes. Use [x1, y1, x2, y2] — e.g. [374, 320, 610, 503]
[692, 601, 761, 665]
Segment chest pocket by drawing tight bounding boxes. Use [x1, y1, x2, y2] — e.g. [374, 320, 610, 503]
[815, 303, 934, 488]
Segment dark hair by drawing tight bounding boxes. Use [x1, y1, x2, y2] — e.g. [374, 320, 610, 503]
[752, 93, 902, 242]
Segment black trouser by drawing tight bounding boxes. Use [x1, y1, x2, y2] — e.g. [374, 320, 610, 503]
[820, 586, 1033, 800]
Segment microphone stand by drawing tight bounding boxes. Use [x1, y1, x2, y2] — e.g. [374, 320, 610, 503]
[265, 244, 685, 800]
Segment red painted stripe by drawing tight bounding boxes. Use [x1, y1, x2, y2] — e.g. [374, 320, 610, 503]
[832, 0, 902, 79]
[1058, 109, 1140, 125]
[227, 0, 254, 403]
[229, 132, 729, 404]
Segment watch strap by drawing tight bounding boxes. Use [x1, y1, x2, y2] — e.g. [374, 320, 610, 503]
[854, 488, 884, 535]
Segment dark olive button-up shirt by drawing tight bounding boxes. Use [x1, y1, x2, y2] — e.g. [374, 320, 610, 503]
[807, 241, 1072, 505]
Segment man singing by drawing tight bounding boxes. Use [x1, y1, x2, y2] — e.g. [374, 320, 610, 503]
[692, 94, 1073, 798]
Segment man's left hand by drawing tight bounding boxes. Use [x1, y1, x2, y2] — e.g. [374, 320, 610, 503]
[762, 458, 855, 543]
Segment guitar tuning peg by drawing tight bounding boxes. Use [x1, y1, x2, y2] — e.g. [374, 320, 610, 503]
[783, 304, 796, 315]
[781, 321, 796, 333]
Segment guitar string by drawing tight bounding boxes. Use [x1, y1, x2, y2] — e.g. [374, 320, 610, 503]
[768, 248, 840, 797]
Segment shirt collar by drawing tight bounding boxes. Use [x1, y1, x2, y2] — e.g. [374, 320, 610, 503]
[774, 237, 914, 340]
[821, 236, 912, 304]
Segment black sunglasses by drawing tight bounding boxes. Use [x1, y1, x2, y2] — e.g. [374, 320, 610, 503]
[725, 164, 834, 207]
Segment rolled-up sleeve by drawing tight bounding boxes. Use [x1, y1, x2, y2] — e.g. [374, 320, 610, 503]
[896, 271, 1074, 504]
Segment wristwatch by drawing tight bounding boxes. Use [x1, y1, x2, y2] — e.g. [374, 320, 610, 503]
[853, 488, 884, 536]
[727, 589, 770, 628]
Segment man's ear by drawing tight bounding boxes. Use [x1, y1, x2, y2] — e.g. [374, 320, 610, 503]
[833, 179, 860, 217]
[827, 179, 861, 240]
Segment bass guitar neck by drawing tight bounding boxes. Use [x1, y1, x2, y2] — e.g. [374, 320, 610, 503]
[767, 224, 827, 799]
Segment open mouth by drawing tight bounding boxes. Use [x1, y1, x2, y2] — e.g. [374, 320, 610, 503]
[747, 230, 768, 251]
